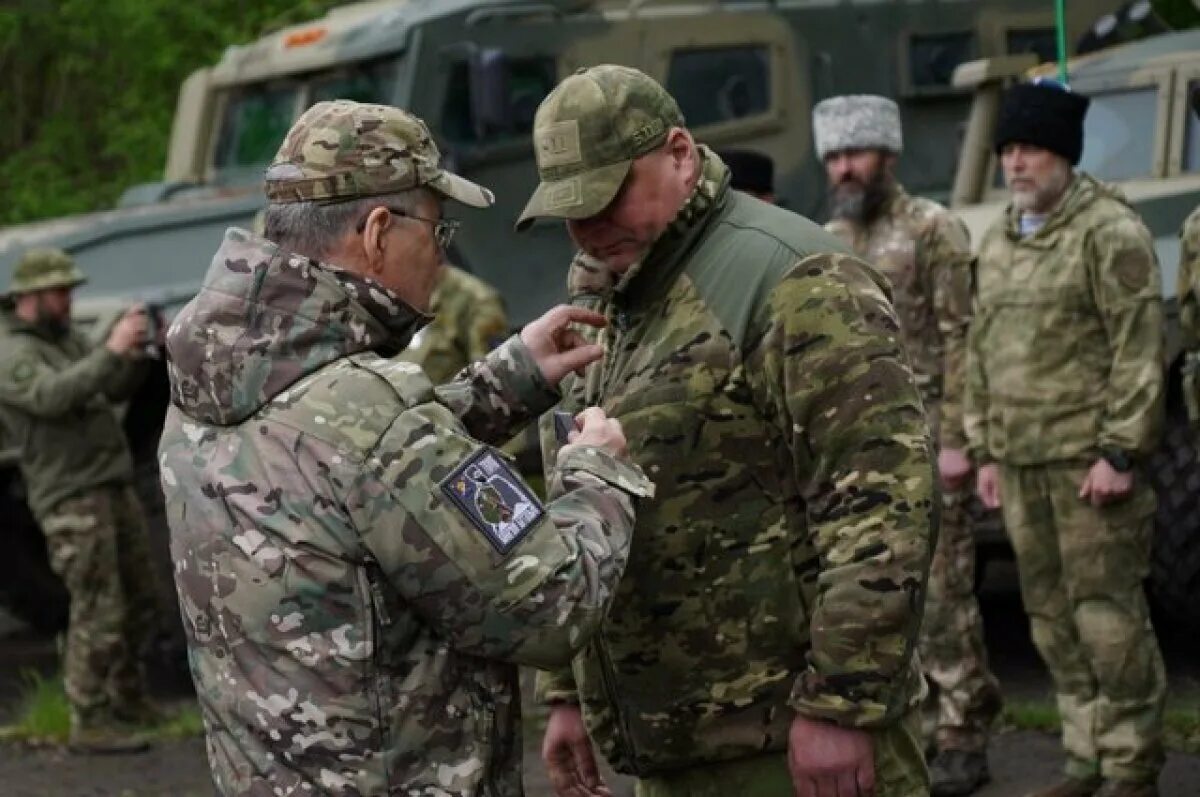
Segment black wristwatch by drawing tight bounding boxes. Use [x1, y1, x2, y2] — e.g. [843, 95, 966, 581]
[1101, 447, 1135, 473]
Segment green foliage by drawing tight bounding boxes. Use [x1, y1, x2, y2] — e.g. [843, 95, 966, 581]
[1002, 698, 1200, 754]
[0, 0, 346, 226]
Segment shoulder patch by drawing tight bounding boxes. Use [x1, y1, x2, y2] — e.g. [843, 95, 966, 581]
[440, 448, 545, 554]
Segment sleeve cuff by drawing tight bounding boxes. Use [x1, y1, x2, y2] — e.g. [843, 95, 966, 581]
[554, 445, 655, 499]
[488, 335, 561, 418]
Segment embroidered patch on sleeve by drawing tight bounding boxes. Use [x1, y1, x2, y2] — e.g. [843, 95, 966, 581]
[440, 448, 546, 554]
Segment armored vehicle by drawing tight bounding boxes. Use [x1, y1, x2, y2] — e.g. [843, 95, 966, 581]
[0, 0, 1128, 631]
[950, 29, 1200, 627]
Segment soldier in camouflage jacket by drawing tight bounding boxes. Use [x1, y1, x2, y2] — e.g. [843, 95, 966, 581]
[160, 101, 653, 797]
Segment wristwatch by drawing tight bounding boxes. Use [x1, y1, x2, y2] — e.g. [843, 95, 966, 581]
[1101, 447, 1135, 473]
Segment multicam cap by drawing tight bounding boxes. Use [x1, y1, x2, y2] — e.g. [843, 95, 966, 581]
[6, 248, 87, 296]
[516, 65, 685, 231]
[812, 95, 903, 160]
[264, 100, 494, 208]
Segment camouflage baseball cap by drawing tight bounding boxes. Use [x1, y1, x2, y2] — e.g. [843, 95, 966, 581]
[7, 248, 87, 296]
[516, 65, 684, 231]
[264, 100, 494, 208]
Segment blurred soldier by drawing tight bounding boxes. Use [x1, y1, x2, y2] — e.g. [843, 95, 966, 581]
[0, 248, 159, 754]
[518, 66, 936, 797]
[816, 94, 1002, 797]
[965, 81, 1166, 797]
[399, 261, 509, 384]
[1180, 204, 1200, 424]
[159, 100, 653, 796]
[716, 148, 776, 203]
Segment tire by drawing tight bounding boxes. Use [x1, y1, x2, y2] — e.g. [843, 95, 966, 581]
[1145, 414, 1200, 629]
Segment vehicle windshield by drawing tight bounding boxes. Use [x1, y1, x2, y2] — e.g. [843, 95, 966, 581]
[1077, 86, 1158, 181]
[212, 56, 400, 174]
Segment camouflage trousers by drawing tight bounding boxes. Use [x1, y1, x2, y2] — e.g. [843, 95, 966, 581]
[919, 484, 1003, 753]
[39, 483, 159, 721]
[633, 710, 928, 797]
[999, 462, 1166, 784]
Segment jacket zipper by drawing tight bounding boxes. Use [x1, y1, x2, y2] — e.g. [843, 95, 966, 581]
[595, 629, 642, 775]
[358, 556, 392, 785]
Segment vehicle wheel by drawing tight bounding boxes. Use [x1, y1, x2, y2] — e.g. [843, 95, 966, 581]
[1145, 414, 1200, 628]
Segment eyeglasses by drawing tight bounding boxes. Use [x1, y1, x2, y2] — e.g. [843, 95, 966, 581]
[357, 206, 460, 250]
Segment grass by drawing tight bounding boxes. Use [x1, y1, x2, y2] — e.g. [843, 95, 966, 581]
[1002, 698, 1200, 754]
[0, 670, 203, 746]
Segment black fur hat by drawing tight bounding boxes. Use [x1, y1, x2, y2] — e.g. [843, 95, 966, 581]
[994, 81, 1091, 165]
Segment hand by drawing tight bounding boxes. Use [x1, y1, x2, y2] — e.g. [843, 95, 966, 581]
[976, 463, 1002, 510]
[938, 448, 972, 492]
[788, 715, 875, 797]
[1078, 458, 1134, 507]
[105, 304, 148, 357]
[568, 408, 627, 458]
[521, 305, 607, 385]
[543, 704, 610, 797]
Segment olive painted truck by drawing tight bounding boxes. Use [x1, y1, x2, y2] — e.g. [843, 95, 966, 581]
[0, 0, 1148, 632]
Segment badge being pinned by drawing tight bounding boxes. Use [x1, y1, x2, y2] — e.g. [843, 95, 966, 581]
[441, 448, 545, 554]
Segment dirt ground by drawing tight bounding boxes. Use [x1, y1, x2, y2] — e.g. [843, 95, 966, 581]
[1, 563, 1196, 797]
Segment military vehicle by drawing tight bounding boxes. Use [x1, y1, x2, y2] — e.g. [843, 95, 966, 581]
[0, 0, 1133, 632]
[949, 28, 1200, 627]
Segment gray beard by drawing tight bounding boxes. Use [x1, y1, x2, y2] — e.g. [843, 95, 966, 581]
[829, 173, 892, 225]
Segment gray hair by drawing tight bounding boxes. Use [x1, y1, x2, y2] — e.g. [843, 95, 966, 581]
[262, 185, 435, 260]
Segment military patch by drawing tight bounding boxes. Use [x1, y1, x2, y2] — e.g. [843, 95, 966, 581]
[1114, 249, 1150, 292]
[536, 120, 582, 169]
[440, 448, 545, 554]
[544, 178, 582, 211]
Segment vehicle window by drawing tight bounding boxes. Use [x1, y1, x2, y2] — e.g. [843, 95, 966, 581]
[442, 56, 557, 145]
[1078, 87, 1158, 181]
[213, 84, 300, 169]
[1183, 80, 1200, 173]
[667, 46, 770, 126]
[908, 32, 977, 90]
[311, 58, 397, 104]
[1006, 28, 1057, 63]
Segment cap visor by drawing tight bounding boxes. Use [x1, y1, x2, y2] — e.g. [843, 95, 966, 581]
[429, 170, 495, 209]
[515, 160, 632, 232]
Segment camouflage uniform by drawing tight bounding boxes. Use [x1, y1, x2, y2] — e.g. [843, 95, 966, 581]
[965, 173, 1167, 785]
[521, 67, 937, 796]
[399, 264, 509, 385]
[0, 249, 157, 731]
[1178, 205, 1200, 424]
[827, 188, 1002, 755]
[161, 101, 653, 796]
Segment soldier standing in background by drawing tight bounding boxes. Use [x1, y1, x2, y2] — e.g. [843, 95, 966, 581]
[965, 80, 1166, 797]
[1178, 203, 1200, 425]
[816, 94, 1002, 797]
[0, 248, 160, 754]
[160, 100, 653, 796]
[519, 65, 936, 797]
[398, 261, 509, 384]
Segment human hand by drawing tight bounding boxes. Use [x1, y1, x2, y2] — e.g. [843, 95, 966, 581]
[976, 463, 1002, 509]
[521, 305, 607, 385]
[567, 408, 627, 459]
[788, 715, 875, 797]
[105, 304, 148, 357]
[543, 704, 611, 797]
[1078, 458, 1133, 506]
[938, 447, 972, 491]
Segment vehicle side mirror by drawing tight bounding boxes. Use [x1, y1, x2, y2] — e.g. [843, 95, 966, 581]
[470, 48, 512, 139]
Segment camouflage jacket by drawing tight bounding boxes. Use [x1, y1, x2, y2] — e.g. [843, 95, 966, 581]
[0, 310, 143, 518]
[159, 229, 653, 797]
[826, 187, 973, 449]
[1179, 205, 1200, 424]
[965, 174, 1164, 465]
[399, 265, 509, 385]
[537, 153, 935, 775]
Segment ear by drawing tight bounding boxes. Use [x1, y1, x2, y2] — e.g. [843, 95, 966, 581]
[665, 127, 696, 170]
[359, 206, 393, 278]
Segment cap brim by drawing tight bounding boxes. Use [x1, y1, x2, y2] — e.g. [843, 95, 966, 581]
[428, 170, 495, 209]
[515, 160, 632, 232]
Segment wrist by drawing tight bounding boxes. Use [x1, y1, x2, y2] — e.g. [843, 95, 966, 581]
[1100, 446, 1134, 473]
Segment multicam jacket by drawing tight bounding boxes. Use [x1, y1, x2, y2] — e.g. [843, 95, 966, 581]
[537, 153, 935, 775]
[1179, 205, 1200, 424]
[965, 174, 1164, 465]
[0, 311, 144, 518]
[399, 265, 509, 385]
[159, 229, 652, 796]
[826, 187, 973, 449]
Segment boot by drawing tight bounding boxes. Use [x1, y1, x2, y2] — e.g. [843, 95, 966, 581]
[68, 709, 150, 755]
[1025, 776, 1104, 797]
[930, 749, 991, 796]
[1094, 781, 1158, 797]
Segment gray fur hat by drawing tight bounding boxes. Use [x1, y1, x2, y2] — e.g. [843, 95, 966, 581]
[812, 95, 903, 160]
